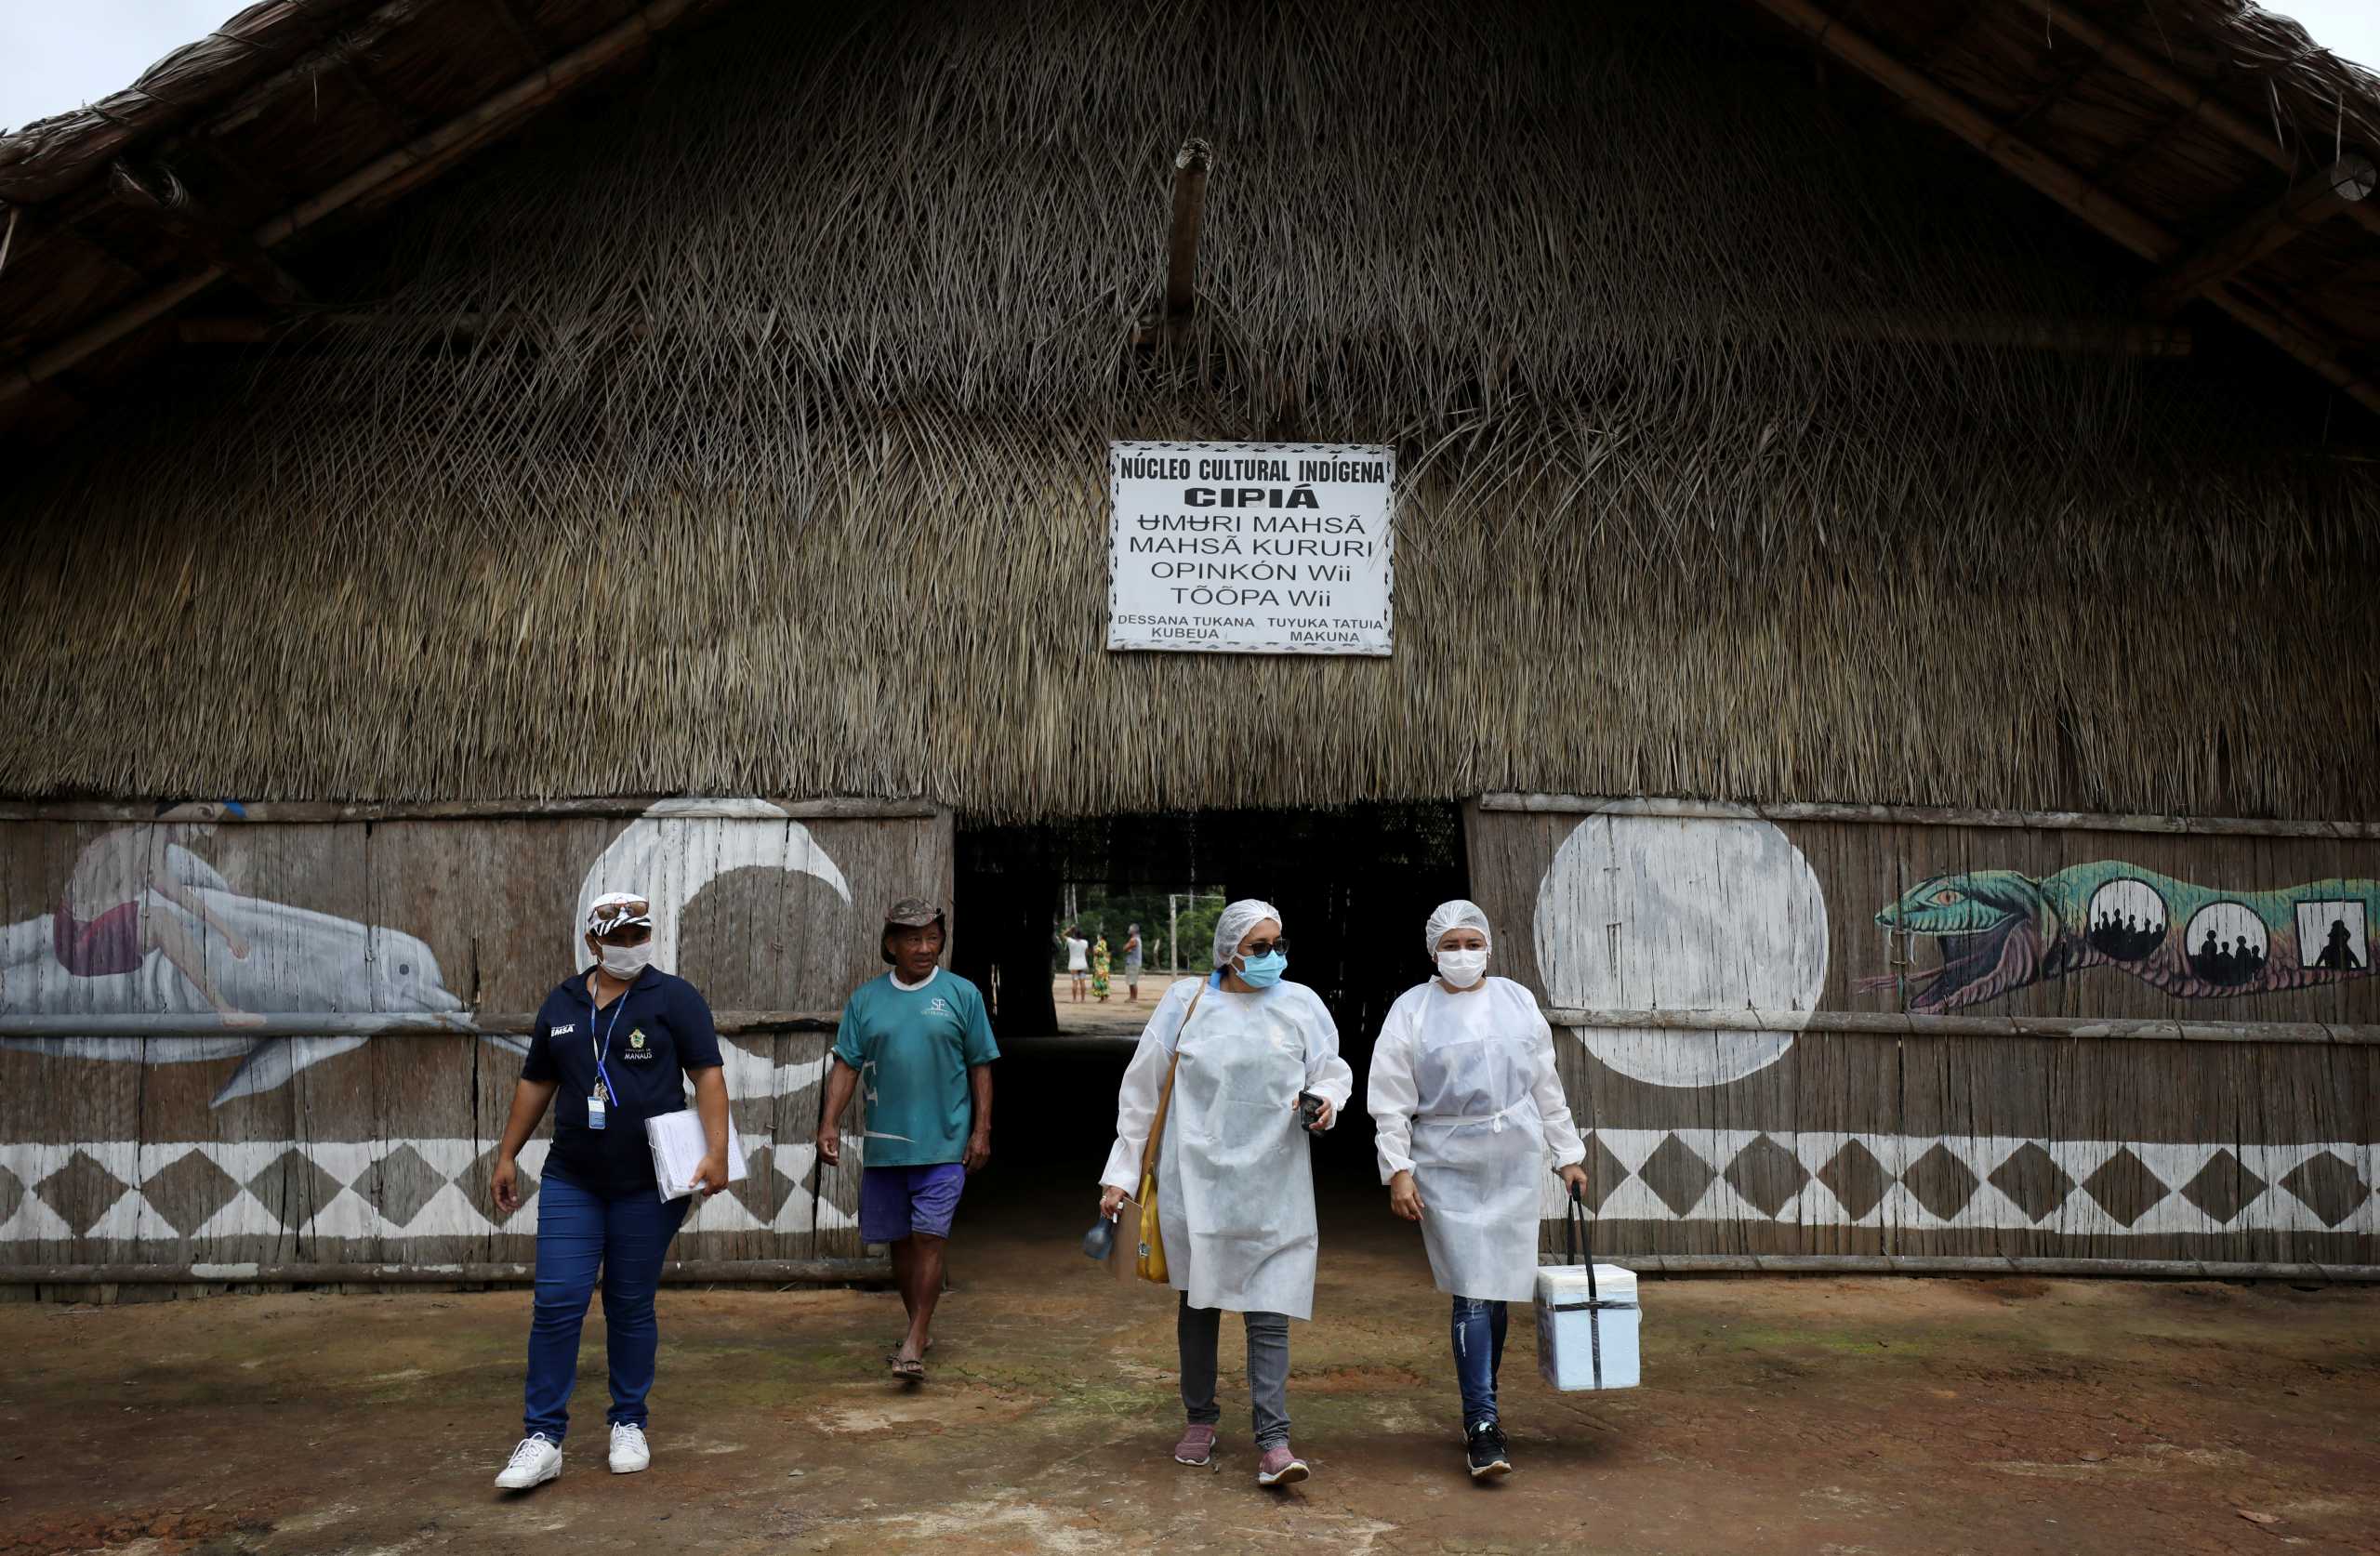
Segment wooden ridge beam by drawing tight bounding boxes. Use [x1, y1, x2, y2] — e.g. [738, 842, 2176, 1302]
[1746, 0, 2380, 418]
[199, 0, 430, 140]
[2146, 152, 2376, 317]
[2003, 37, 2109, 138]
[333, 57, 429, 144]
[1750, 0, 2172, 258]
[2018, 0, 2380, 244]
[111, 161, 311, 309]
[0, 0, 704, 406]
[481, 0, 558, 69]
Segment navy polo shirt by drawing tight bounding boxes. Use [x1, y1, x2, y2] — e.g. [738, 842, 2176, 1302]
[522, 966, 724, 1197]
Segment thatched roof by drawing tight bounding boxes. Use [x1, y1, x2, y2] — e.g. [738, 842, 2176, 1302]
[0, 0, 2376, 822]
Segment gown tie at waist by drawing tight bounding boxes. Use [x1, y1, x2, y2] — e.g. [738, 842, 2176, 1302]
[1413, 1100, 1531, 1134]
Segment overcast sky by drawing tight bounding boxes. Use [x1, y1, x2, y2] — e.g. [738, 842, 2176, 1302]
[2, 0, 2377, 135]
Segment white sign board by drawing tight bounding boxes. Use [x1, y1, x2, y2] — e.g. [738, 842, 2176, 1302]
[1107, 441, 1395, 654]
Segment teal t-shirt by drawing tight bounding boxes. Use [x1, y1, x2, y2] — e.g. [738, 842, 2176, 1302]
[832, 969, 1000, 1167]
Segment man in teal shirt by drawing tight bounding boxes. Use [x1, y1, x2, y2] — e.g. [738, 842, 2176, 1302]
[817, 899, 998, 1381]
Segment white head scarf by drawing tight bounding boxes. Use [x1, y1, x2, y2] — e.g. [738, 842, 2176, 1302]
[1424, 898, 1493, 955]
[1212, 898, 1283, 967]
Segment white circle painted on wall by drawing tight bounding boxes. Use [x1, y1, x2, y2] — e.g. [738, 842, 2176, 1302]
[1531, 814, 1829, 1088]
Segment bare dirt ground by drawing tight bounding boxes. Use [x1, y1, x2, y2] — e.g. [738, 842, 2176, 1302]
[7, 1185, 2377, 1556]
[1047, 974, 1170, 1034]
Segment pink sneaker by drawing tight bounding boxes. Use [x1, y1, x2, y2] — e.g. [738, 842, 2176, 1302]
[1173, 1424, 1217, 1466]
[1255, 1444, 1310, 1486]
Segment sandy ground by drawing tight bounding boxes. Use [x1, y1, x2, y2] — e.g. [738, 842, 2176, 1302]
[7, 1179, 2378, 1556]
[1047, 974, 1171, 1034]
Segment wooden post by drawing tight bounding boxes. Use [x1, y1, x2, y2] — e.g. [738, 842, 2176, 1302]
[1163, 137, 1211, 325]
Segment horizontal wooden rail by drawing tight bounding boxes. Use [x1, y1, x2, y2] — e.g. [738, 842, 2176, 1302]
[5, 1009, 2368, 1045]
[0, 1257, 890, 1287]
[1476, 793, 2380, 839]
[204, 307, 2190, 358]
[1540, 1008, 2380, 1045]
[1580, 1253, 2380, 1283]
[0, 1010, 842, 1038]
[0, 796, 940, 823]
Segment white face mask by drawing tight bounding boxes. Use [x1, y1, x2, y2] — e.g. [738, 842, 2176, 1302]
[1435, 948, 1489, 988]
[598, 942, 654, 980]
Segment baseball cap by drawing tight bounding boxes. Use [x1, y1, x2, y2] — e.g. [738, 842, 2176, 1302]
[880, 898, 946, 962]
[587, 892, 654, 937]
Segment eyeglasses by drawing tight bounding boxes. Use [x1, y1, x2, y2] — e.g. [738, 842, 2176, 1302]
[1240, 938, 1288, 957]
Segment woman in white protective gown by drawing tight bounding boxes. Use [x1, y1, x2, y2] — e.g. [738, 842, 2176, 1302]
[1097, 899, 1353, 1489]
[1367, 899, 1591, 1482]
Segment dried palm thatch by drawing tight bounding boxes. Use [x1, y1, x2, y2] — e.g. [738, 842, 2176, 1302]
[0, 0, 2374, 820]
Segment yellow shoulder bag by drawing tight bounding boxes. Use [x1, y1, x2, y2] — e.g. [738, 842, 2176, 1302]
[1134, 981, 1207, 1283]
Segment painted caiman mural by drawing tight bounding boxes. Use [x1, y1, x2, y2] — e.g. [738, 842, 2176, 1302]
[1869, 863, 2375, 1013]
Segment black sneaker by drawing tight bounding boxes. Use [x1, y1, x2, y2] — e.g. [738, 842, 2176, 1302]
[1465, 1422, 1512, 1480]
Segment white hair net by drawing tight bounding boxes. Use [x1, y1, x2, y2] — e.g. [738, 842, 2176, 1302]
[1212, 899, 1283, 966]
[1424, 899, 1493, 954]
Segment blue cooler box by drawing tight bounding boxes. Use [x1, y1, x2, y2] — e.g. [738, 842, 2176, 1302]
[1534, 1262, 1640, 1391]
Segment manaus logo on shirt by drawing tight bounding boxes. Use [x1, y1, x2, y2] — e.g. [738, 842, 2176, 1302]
[622, 1028, 654, 1062]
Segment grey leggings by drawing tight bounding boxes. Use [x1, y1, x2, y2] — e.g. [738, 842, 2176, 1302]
[1178, 1293, 1291, 1449]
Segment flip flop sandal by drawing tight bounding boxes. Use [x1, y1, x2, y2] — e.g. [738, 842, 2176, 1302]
[890, 1356, 926, 1382]
[882, 1338, 935, 1364]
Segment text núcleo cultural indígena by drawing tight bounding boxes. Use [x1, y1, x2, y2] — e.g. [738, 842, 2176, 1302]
[1114, 455, 1390, 483]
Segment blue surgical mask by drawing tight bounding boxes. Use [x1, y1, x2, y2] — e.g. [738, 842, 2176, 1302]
[1235, 950, 1288, 988]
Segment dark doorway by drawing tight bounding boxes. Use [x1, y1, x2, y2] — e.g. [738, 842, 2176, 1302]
[954, 802, 1469, 1219]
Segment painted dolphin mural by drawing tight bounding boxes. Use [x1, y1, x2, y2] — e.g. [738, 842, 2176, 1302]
[0, 799, 852, 1104]
[0, 871, 469, 1103]
[1870, 862, 2376, 1013]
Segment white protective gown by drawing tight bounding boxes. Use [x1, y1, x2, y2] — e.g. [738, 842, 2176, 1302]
[1100, 975, 1355, 1320]
[1367, 976, 1587, 1303]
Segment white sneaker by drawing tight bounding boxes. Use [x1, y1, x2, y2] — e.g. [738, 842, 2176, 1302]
[495, 1434, 562, 1490]
[609, 1422, 651, 1474]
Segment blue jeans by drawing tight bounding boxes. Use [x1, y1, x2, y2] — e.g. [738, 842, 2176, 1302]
[1452, 1297, 1509, 1430]
[522, 1167, 690, 1443]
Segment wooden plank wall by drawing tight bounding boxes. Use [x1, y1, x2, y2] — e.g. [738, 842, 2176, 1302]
[1467, 800, 2379, 1268]
[0, 802, 952, 1275]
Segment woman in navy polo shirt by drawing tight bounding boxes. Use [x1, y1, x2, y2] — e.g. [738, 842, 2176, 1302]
[488, 890, 730, 1491]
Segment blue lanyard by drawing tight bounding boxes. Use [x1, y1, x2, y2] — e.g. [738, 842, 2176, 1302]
[590, 985, 628, 1106]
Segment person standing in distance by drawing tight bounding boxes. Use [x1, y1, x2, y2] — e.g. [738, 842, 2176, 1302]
[1064, 924, 1091, 1003]
[1122, 923, 1144, 1002]
[817, 900, 998, 1381]
[490, 891, 730, 1491]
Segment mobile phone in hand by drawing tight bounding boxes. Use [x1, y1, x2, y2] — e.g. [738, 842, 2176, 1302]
[1297, 1090, 1326, 1127]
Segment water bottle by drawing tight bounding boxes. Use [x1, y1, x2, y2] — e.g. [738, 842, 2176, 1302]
[1082, 1215, 1117, 1261]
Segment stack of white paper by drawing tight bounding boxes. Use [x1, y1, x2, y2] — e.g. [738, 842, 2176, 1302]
[643, 1108, 748, 1201]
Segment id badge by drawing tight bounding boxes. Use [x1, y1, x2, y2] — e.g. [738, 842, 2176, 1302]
[588, 1089, 608, 1130]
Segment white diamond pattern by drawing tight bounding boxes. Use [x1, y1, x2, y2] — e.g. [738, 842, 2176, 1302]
[0, 1132, 2368, 1246]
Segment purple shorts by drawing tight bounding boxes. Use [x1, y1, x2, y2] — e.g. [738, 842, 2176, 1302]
[860, 1163, 966, 1243]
